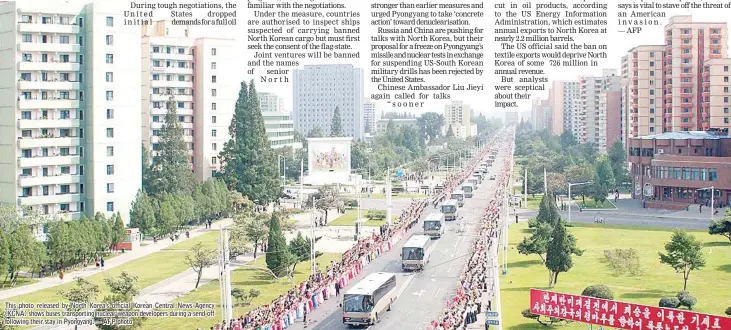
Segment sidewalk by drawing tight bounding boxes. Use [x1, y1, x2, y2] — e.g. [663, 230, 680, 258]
[0, 218, 233, 301]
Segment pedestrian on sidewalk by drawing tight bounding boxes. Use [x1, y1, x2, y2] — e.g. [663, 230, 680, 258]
[186, 231, 190, 239]
[100, 257, 105, 270]
[303, 306, 308, 328]
[95, 255, 100, 268]
[335, 281, 341, 296]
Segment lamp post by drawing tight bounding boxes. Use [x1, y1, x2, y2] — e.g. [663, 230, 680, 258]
[697, 186, 715, 222]
[277, 155, 286, 188]
[568, 181, 593, 223]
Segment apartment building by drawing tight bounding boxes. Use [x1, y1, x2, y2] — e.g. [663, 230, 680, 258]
[444, 100, 473, 139]
[702, 59, 731, 130]
[504, 111, 519, 127]
[258, 92, 301, 149]
[363, 99, 377, 134]
[0, 1, 141, 224]
[292, 64, 364, 139]
[622, 45, 666, 141]
[579, 69, 621, 152]
[548, 80, 580, 136]
[141, 21, 236, 181]
[531, 98, 551, 131]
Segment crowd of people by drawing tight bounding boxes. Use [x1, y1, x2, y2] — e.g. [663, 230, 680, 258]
[429, 140, 514, 330]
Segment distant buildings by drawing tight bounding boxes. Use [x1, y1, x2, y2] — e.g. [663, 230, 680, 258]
[504, 111, 520, 127]
[444, 101, 474, 139]
[531, 99, 551, 131]
[579, 69, 621, 152]
[375, 118, 417, 132]
[258, 92, 301, 150]
[292, 65, 364, 139]
[548, 80, 580, 136]
[363, 100, 377, 134]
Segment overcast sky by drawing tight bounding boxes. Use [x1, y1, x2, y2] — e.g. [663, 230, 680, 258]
[124, 0, 729, 115]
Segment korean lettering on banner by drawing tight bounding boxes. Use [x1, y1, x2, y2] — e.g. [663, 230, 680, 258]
[529, 289, 731, 330]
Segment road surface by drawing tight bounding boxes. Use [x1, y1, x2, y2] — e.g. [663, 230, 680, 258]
[519, 210, 713, 230]
[309, 152, 508, 330]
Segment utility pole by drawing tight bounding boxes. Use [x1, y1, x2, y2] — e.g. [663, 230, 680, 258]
[524, 168, 528, 208]
[310, 195, 316, 276]
[386, 169, 392, 226]
[299, 159, 304, 208]
[223, 229, 232, 321]
[356, 174, 362, 240]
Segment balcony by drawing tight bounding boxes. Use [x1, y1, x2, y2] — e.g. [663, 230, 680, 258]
[150, 79, 192, 88]
[18, 174, 82, 187]
[150, 52, 194, 61]
[702, 91, 710, 97]
[680, 72, 693, 78]
[163, 66, 193, 75]
[17, 136, 82, 148]
[19, 42, 81, 53]
[18, 98, 81, 109]
[19, 192, 83, 206]
[680, 82, 693, 88]
[709, 54, 723, 59]
[18, 118, 81, 129]
[664, 112, 673, 117]
[17, 155, 82, 167]
[19, 61, 81, 72]
[679, 92, 693, 98]
[18, 80, 81, 90]
[680, 111, 694, 118]
[18, 22, 80, 34]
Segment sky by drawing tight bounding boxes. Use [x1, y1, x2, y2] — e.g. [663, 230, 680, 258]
[122, 0, 731, 115]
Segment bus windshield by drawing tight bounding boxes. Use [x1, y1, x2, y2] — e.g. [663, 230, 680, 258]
[343, 294, 373, 313]
[402, 247, 424, 260]
[424, 220, 441, 230]
[451, 194, 464, 201]
[441, 205, 456, 213]
[463, 186, 473, 193]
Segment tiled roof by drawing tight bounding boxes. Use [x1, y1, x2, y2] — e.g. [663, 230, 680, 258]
[639, 131, 729, 140]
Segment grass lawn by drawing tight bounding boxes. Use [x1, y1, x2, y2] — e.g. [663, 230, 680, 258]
[574, 196, 616, 209]
[327, 209, 399, 227]
[342, 193, 426, 199]
[500, 222, 731, 329]
[0, 277, 38, 291]
[141, 253, 342, 330]
[523, 195, 542, 210]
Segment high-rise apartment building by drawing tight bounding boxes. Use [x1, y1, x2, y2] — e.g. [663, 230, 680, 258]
[363, 99, 377, 134]
[548, 80, 580, 136]
[444, 101, 473, 139]
[531, 98, 551, 131]
[292, 65, 364, 139]
[621, 45, 666, 142]
[579, 69, 621, 152]
[0, 1, 141, 224]
[258, 92, 301, 149]
[702, 59, 731, 130]
[141, 21, 236, 181]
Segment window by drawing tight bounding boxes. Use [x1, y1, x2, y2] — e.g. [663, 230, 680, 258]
[178, 75, 185, 82]
[107, 146, 114, 156]
[106, 202, 114, 212]
[107, 165, 114, 175]
[106, 91, 113, 101]
[211, 62, 216, 69]
[105, 35, 113, 45]
[726, 118, 730, 124]
[212, 129, 217, 137]
[211, 48, 217, 55]
[211, 157, 217, 164]
[106, 72, 113, 82]
[212, 75, 217, 83]
[106, 109, 114, 119]
[106, 54, 113, 63]
[78, 36, 83, 46]
[152, 74, 160, 81]
[107, 183, 114, 193]
[212, 89, 217, 97]
[178, 101, 185, 108]
[212, 143, 217, 150]
[212, 103, 217, 110]
[725, 66, 729, 72]
[106, 128, 114, 137]
[212, 116, 217, 123]
[106, 16, 113, 26]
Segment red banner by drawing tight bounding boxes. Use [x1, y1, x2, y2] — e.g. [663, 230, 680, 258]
[529, 289, 731, 330]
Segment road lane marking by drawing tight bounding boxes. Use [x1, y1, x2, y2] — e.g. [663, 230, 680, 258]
[434, 288, 442, 297]
[396, 274, 416, 297]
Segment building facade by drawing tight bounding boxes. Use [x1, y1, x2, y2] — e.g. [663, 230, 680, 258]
[141, 21, 236, 181]
[258, 92, 301, 149]
[579, 69, 621, 152]
[702, 58, 731, 131]
[0, 1, 141, 223]
[628, 130, 731, 208]
[531, 98, 551, 131]
[444, 100, 473, 139]
[504, 111, 519, 127]
[375, 118, 417, 132]
[292, 65, 364, 139]
[363, 99, 377, 134]
[548, 81, 580, 136]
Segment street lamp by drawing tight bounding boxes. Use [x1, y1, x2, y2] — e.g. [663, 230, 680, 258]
[277, 155, 286, 188]
[568, 181, 593, 223]
[697, 186, 715, 222]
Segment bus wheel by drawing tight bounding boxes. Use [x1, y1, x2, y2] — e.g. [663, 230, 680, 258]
[374, 313, 379, 324]
[388, 302, 392, 311]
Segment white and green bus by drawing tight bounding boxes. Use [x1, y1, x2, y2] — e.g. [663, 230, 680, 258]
[468, 176, 480, 186]
[441, 200, 459, 221]
[342, 272, 398, 326]
[462, 183, 474, 198]
[401, 235, 431, 271]
[423, 212, 445, 237]
[451, 190, 465, 207]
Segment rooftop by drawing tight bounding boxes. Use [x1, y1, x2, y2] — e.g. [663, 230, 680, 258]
[638, 130, 730, 140]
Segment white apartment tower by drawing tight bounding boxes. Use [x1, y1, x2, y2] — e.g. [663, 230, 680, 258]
[141, 21, 236, 181]
[292, 65, 364, 139]
[0, 1, 141, 223]
[258, 92, 301, 149]
[548, 80, 580, 136]
[444, 100, 473, 139]
[579, 69, 621, 152]
[363, 99, 377, 134]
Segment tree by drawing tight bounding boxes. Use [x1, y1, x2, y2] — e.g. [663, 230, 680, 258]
[288, 232, 311, 274]
[591, 157, 614, 207]
[141, 144, 153, 193]
[235, 213, 269, 258]
[111, 213, 127, 250]
[534, 193, 560, 227]
[581, 284, 614, 300]
[265, 212, 293, 277]
[129, 191, 156, 235]
[607, 140, 628, 186]
[307, 184, 341, 224]
[559, 131, 577, 149]
[446, 125, 455, 138]
[517, 222, 552, 264]
[307, 126, 324, 138]
[96, 271, 145, 330]
[148, 95, 195, 197]
[417, 112, 445, 142]
[565, 163, 593, 202]
[185, 242, 217, 289]
[545, 172, 566, 196]
[8, 225, 36, 284]
[218, 80, 281, 205]
[708, 209, 731, 243]
[545, 222, 576, 287]
[59, 277, 100, 310]
[658, 229, 706, 291]
[0, 231, 9, 279]
[330, 106, 344, 137]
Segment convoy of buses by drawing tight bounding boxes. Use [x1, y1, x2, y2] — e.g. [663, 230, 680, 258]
[342, 151, 499, 326]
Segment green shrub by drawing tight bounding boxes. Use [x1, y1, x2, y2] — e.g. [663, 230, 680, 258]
[366, 210, 386, 220]
[581, 284, 614, 300]
[659, 297, 680, 308]
[603, 248, 642, 276]
[725, 306, 731, 316]
[346, 199, 358, 207]
[676, 291, 697, 310]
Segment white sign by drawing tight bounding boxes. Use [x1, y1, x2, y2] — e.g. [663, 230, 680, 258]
[643, 183, 653, 197]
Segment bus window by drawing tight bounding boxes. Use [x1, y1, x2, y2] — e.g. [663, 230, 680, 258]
[343, 294, 373, 313]
[402, 247, 424, 260]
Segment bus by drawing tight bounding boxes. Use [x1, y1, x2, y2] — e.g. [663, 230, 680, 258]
[423, 212, 445, 237]
[451, 190, 465, 207]
[468, 176, 480, 186]
[473, 172, 483, 182]
[441, 200, 459, 221]
[342, 272, 398, 326]
[462, 183, 474, 198]
[401, 235, 431, 270]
